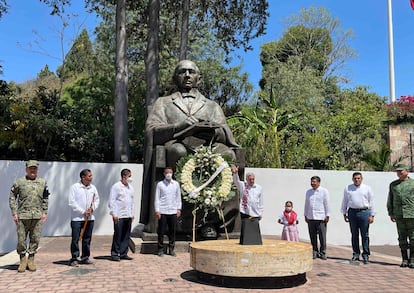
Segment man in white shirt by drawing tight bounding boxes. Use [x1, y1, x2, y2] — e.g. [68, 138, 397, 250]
[341, 172, 375, 264]
[304, 176, 330, 260]
[68, 169, 100, 266]
[108, 169, 135, 261]
[231, 165, 264, 245]
[154, 167, 182, 257]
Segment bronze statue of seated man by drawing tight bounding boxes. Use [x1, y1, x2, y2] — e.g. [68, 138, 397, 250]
[140, 60, 242, 239]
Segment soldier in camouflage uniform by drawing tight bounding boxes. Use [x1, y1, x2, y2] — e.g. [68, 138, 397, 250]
[387, 164, 414, 268]
[9, 160, 50, 273]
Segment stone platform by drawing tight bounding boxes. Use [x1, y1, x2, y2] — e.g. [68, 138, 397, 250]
[190, 239, 312, 277]
[133, 232, 241, 254]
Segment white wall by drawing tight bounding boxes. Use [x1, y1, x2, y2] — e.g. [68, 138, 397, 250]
[253, 168, 399, 246]
[1, 160, 399, 253]
[1, 161, 143, 253]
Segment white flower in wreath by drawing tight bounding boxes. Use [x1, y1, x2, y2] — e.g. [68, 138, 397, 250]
[178, 146, 234, 209]
[181, 158, 196, 194]
[217, 164, 232, 197]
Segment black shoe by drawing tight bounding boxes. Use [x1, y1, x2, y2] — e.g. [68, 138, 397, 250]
[351, 257, 360, 262]
[157, 250, 164, 257]
[70, 260, 79, 267]
[408, 263, 414, 269]
[79, 258, 93, 265]
[319, 254, 327, 260]
[363, 258, 369, 264]
[312, 252, 318, 259]
[400, 260, 409, 267]
[120, 255, 133, 260]
[169, 251, 176, 257]
[111, 256, 120, 261]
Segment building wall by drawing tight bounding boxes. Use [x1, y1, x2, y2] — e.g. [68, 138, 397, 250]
[0, 160, 400, 253]
[389, 124, 414, 167]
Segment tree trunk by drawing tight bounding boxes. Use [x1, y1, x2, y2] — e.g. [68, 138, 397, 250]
[145, 0, 160, 112]
[179, 0, 190, 61]
[114, 0, 130, 162]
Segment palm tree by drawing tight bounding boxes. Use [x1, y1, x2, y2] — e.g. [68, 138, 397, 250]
[362, 145, 407, 171]
[228, 90, 293, 168]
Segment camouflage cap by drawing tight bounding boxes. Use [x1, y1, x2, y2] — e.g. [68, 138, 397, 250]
[26, 160, 39, 168]
[395, 164, 410, 171]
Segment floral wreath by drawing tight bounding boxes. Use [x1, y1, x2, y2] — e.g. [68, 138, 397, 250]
[176, 146, 235, 240]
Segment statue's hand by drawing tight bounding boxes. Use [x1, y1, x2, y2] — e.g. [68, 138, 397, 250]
[173, 118, 221, 139]
[175, 116, 199, 131]
[195, 121, 220, 129]
[173, 116, 200, 138]
[187, 115, 199, 124]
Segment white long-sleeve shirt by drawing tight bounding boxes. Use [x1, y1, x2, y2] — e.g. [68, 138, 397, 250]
[154, 179, 182, 215]
[108, 181, 134, 218]
[304, 186, 330, 220]
[233, 173, 264, 217]
[68, 182, 100, 221]
[341, 183, 375, 216]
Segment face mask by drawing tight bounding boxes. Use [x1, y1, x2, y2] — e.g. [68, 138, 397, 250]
[165, 173, 173, 180]
[127, 177, 133, 184]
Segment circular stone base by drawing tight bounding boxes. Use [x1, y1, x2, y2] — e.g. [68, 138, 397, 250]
[190, 239, 312, 277]
[195, 271, 307, 289]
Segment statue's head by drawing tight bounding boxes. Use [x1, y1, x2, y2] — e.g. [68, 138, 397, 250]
[173, 60, 202, 92]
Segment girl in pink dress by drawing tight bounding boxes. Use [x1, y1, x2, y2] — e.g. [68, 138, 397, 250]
[278, 201, 299, 241]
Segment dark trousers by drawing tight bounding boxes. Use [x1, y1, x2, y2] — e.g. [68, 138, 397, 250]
[239, 213, 262, 245]
[157, 214, 177, 252]
[307, 219, 327, 256]
[348, 208, 370, 259]
[70, 220, 94, 261]
[111, 218, 132, 257]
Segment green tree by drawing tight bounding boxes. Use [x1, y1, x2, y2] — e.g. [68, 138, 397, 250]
[362, 144, 407, 171]
[0, 74, 66, 159]
[56, 29, 95, 80]
[60, 74, 114, 161]
[34, 0, 265, 163]
[0, 80, 13, 158]
[260, 25, 332, 86]
[228, 90, 295, 168]
[37, 65, 56, 79]
[248, 6, 387, 170]
[281, 5, 355, 81]
[323, 87, 387, 169]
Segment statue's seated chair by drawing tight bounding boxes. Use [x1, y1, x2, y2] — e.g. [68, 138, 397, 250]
[152, 144, 245, 240]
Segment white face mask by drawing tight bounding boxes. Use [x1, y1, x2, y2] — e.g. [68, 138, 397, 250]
[127, 177, 133, 184]
[165, 173, 173, 180]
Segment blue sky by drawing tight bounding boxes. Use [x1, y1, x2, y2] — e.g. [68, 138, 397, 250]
[0, 1, 413, 101]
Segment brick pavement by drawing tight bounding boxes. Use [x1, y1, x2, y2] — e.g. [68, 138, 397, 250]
[0, 236, 412, 293]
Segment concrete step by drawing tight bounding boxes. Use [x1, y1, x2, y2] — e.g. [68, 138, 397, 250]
[129, 237, 190, 254]
[130, 231, 242, 255]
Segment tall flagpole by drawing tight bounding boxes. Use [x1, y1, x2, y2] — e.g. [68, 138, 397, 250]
[387, 0, 396, 102]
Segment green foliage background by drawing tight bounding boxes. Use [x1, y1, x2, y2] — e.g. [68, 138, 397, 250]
[0, 4, 406, 171]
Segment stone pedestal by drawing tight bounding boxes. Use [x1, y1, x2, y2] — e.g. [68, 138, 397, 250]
[190, 239, 312, 277]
